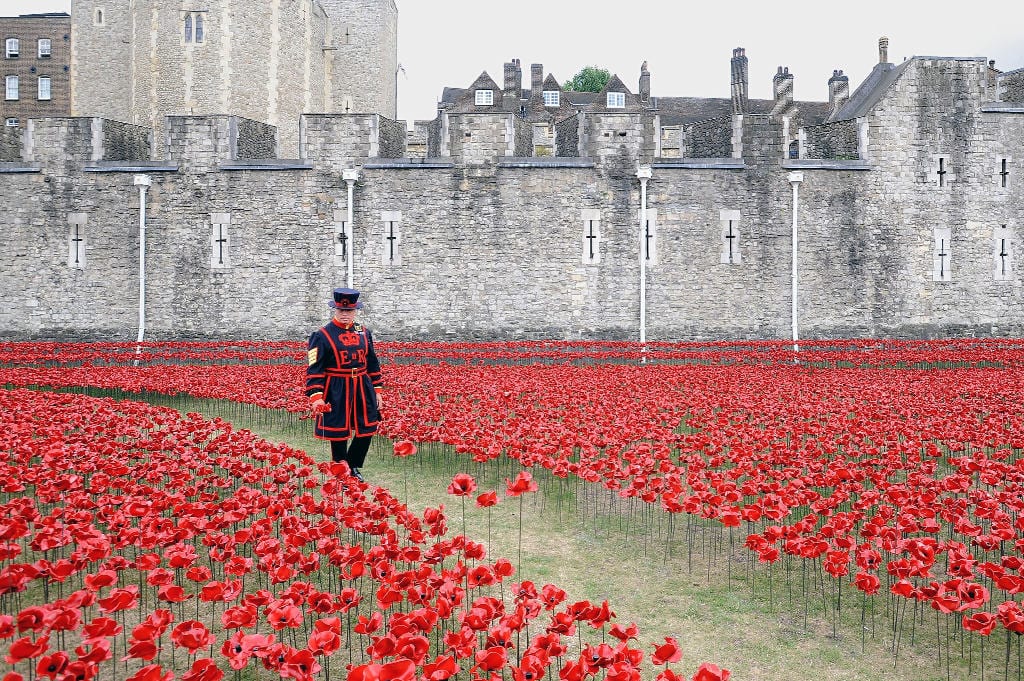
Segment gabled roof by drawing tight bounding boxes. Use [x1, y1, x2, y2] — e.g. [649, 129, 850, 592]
[830, 61, 907, 121]
[443, 72, 506, 113]
[600, 74, 632, 95]
[468, 71, 500, 92]
[542, 74, 562, 91]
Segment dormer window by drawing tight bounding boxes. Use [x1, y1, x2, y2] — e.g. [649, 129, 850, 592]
[607, 92, 625, 108]
[475, 89, 493, 106]
[543, 91, 560, 107]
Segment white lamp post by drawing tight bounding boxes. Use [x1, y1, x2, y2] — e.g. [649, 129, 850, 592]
[133, 174, 152, 351]
[787, 171, 804, 352]
[342, 168, 360, 288]
[636, 166, 653, 350]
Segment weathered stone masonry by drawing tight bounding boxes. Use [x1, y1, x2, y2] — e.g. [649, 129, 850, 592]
[0, 55, 1022, 341]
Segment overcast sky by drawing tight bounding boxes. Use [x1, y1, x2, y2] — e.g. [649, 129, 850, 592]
[4, 0, 1022, 123]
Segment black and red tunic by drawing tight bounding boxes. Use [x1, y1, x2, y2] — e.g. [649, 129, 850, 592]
[305, 319, 383, 440]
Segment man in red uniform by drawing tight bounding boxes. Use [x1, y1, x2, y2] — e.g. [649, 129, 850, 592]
[306, 288, 383, 481]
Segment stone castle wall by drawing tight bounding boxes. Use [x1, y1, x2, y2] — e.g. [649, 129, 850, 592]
[802, 120, 859, 160]
[1, 57, 1022, 341]
[68, 0, 394, 157]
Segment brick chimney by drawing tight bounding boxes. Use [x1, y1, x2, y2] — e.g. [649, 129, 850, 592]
[730, 47, 748, 114]
[878, 36, 889, 64]
[771, 66, 793, 114]
[639, 60, 650, 103]
[828, 69, 849, 117]
[531, 63, 543, 100]
[504, 58, 521, 104]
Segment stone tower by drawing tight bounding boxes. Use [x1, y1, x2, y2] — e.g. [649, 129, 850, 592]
[318, 0, 398, 119]
[69, 0, 397, 157]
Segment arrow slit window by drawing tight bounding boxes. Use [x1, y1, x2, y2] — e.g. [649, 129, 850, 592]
[720, 210, 741, 265]
[210, 213, 231, 269]
[381, 211, 402, 267]
[67, 213, 87, 270]
[933, 227, 952, 282]
[581, 209, 601, 265]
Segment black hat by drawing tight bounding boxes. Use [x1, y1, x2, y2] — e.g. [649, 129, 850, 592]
[329, 288, 363, 310]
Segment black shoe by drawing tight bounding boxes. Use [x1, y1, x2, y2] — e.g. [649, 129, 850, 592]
[351, 467, 364, 482]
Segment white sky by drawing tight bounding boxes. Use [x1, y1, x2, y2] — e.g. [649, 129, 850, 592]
[4, 0, 1023, 123]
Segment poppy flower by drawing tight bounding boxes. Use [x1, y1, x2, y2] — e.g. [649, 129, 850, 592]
[692, 662, 731, 681]
[606, 660, 641, 681]
[4, 634, 49, 664]
[474, 645, 508, 671]
[476, 491, 499, 508]
[657, 669, 686, 681]
[96, 586, 139, 614]
[280, 648, 321, 680]
[122, 639, 160, 662]
[0, 615, 14, 639]
[651, 637, 683, 665]
[447, 473, 478, 496]
[170, 620, 216, 653]
[505, 471, 539, 497]
[422, 654, 460, 680]
[180, 657, 224, 681]
[157, 584, 192, 603]
[348, 660, 416, 681]
[963, 612, 997, 635]
[610, 622, 639, 642]
[393, 440, 417, 458]
[35, 651, 68, 680]
[125, 665, 174, 681]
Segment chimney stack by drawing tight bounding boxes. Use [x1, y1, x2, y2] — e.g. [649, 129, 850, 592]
[639, 61, 650, 103]
[771, 66, 794, 114]
[531, 63, 543, 99]
[504, 58, 521, 106]
[828, 69, 850, 118]
[879, 37, 889, 64]
[730, 47, 749, 114]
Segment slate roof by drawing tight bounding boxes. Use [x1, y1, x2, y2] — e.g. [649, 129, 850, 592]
[654, 97, 831, 126]
[829, 61, 906, 122]
[440, 70, 832, 125]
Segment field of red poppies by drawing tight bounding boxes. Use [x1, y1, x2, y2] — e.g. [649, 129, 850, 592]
[3, 339, 1024, 681]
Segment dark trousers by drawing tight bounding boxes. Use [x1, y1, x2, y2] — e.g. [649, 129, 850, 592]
[330, 435, 373, 469]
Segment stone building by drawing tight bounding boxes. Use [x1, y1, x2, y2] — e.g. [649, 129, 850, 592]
[0, 13, 71, 129]
[0, 41, 1022, 341]
[68, 0, 397, 157]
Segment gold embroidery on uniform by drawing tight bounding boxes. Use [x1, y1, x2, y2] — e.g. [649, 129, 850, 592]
[307, 348, 318, 365]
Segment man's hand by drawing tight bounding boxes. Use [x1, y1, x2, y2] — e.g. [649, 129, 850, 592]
[375, 390, 384, 411]
[311, 398, 331, 414]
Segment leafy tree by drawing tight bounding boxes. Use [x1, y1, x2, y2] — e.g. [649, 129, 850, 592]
[564, 66, 611, 93]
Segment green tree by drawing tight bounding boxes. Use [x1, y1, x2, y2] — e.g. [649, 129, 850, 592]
[564, 66, 611, 93]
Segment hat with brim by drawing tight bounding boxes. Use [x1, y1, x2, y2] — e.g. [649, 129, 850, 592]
[329, 287, 363, 310]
